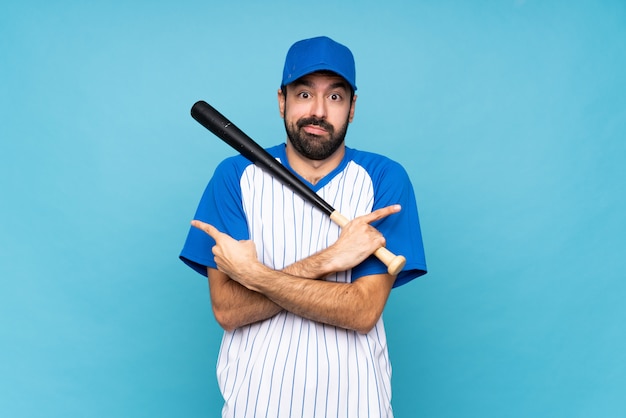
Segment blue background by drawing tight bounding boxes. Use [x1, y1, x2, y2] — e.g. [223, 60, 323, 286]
[2, 1, 625, 417]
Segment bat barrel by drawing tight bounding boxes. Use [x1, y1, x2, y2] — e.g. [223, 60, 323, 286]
[191, 100, 335, 216]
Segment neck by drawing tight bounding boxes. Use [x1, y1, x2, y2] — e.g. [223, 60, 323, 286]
[285, 141, 345, 185]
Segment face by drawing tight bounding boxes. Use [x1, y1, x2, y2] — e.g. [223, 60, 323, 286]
[279, 72, 356, 161]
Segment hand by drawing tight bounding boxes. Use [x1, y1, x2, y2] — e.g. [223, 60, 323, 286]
[191, 220, 260, 285]
[327, 204, 401, 272]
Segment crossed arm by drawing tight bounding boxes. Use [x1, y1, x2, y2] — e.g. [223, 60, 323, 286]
[193, 205, 401, 334]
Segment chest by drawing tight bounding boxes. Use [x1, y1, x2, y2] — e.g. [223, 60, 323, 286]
[239, 162, 375, 269]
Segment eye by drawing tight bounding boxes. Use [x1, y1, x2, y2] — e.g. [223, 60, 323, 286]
[329, 93, 342, 101]
[298, 91, 311, 99]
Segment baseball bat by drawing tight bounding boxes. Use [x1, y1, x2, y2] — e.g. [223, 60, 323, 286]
[190, 100, 406, 276]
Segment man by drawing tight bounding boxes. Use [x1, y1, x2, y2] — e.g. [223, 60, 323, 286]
[180, 36, 427, 417]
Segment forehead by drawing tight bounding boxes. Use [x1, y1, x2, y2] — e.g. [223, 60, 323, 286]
[288, 71, 351, 91]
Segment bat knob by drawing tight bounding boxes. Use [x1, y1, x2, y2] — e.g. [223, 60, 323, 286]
[374, 247, 406, 276]
[387, 255, 406, 276]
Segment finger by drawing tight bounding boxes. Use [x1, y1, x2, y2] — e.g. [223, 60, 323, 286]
[359, 204, 401, 224]
[190, 220, 225, 240]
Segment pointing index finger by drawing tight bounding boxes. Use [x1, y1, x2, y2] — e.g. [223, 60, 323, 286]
[191, 220, 223, 240]
[361, 204, 402, 224]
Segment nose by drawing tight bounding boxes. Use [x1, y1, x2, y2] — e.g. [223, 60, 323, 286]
[309, 96, 327, 119]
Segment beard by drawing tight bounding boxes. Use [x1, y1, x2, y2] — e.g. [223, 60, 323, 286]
[284, 115, 350, 161]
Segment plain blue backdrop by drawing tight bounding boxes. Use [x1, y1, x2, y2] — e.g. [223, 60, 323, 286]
[1, 0, 625, 417]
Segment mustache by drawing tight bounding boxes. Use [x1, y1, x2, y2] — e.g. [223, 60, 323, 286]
[296, 117, 334, 133]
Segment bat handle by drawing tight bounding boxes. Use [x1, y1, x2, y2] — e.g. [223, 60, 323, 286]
[330, 211, 407, 276]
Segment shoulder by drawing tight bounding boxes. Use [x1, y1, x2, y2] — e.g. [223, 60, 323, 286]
[214, 144, 284, 178]
[345, 147, 409, 181]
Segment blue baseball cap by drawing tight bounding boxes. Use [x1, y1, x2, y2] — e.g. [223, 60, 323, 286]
[281, 36, 357, 91]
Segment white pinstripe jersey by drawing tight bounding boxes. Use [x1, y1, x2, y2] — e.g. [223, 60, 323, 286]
[181, 144, 427, 417]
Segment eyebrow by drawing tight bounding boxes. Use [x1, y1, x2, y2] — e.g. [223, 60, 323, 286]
[291, 77, 350, 92]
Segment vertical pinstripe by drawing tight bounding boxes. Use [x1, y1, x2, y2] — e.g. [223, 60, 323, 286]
[218, 160, 393, 418]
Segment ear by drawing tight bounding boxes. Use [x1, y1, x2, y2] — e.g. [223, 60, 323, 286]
[348, 94, 357, 123]
[278, 89, 286, 118]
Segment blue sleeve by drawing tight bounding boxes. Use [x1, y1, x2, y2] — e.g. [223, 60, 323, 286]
[179, 157, 250, 277]
[351, 159, 427, 288]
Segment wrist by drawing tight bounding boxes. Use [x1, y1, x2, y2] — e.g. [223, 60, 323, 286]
[282, 249, 336, 279]
[238, 261, 268, 293]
